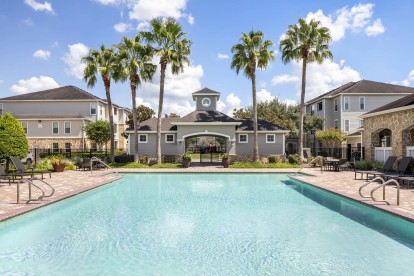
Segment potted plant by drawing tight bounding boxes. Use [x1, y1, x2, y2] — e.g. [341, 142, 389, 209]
[50, 155, 70, 172]
[180, 152, 192, 168]
[222, 153, 230, 168]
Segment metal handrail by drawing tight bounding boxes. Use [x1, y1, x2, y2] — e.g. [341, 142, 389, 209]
[296, 155, 323, 174]
[90, 157, 119, 174]
[21, 179, 45, 204]
[371, 179, 400, 205]
[31, 176, 55, 198]
[359, 177, 384, 198]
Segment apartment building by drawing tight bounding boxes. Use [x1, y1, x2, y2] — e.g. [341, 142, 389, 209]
[0, 86, 130, 152]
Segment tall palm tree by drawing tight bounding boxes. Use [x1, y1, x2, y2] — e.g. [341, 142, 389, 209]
[141, 17, 192, 163]
[231, 30, 275, 162]
[117, 35, 157, 163]
[82, 45, 120, 163]
[280, 18, 333, 161]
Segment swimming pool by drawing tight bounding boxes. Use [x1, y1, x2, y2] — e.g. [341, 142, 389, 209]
[0, 173, 414, 275]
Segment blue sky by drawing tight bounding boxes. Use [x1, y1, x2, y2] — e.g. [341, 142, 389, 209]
[1, 0, 414, 116]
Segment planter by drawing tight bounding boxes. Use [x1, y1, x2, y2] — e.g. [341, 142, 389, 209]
[222, 158, 229, 168]
[182, 159, 191, 168]
[53, 164, 65, 172]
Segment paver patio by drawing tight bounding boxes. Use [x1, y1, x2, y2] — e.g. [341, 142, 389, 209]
[1, 167, 414, 222]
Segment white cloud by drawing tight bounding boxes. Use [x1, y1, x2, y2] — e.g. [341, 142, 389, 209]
[114, 22, 131, 33]
[24, 0, 55, 14]
[51, 41, 59, 48]
[257, 89, 275, 103]
[394, 69, 414, 86]
[187, 14, 194, 24]
[305, 3, 383, 41]
[137, 21, 150, 31]
[129, 0, 188, 21]
[408, 70, 414, 81]
[273, 59, 361, 101]
[217, 93, 242, 116]
[95, 0, 120, 5]
[139, 61, 203, 116]
[136, 97, 153, 109]
[365, 19, 385, 36]
[61, 43, 90, 79]
[271, 74, 299, 85]
[33, 49, 51, 60]
[283, 99, 297, 106]
[217, 53, 229, 59]
[10, 76, 59, 94]
[22, 18, 33, 27]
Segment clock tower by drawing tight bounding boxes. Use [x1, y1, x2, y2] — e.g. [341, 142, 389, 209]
[192, 88, 220, 111]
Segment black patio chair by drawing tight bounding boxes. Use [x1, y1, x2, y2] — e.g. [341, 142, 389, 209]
[10, 156, 51, 179]
[354, 156, 397, 180]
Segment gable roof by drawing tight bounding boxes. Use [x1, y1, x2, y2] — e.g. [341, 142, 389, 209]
[177, 110, 238, 123]
[133, 118, 179, 132]
[0, 85, 101, 101]
[306, 80, 414, 105]
[237, 118, 287, 131]
[363, 93, 414, 117]
[192, 87, 221, 100]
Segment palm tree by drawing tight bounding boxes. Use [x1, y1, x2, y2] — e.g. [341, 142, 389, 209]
[82, 45, 120, 163]
[117, 35, 157, 163]
[280, 18, 333, 161]
[141, 18, 192, 163]
[231, 30, 275, 162]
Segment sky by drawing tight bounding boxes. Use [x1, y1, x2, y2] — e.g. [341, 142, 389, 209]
[1, 0, 414, 116]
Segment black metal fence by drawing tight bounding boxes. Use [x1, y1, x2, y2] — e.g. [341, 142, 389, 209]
[286, 147, 364, 160]
[33, 148, 108, 164]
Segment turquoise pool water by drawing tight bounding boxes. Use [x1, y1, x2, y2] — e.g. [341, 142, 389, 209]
[1, 173, 414, 275]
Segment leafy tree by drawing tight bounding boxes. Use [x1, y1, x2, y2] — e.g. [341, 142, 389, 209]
[165, 113, 180, 118]
[125, 105, 156, 129]
[0, 112, 28, 171]
[117, 35, 157, 163]
[280, 18, 333, 160]
[82, 45, 120, 162]
[84, 121, 111, 150]
[303, 115, 324, 133]
[231, 30, 275, 162]
[141, 18, 191, 163]
[316, 128, 347, 148]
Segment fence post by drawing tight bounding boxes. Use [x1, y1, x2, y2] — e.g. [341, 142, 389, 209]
[34, 148, 37, 164]
[89, 149, 92, 158]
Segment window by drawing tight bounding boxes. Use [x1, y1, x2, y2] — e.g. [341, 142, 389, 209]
[310, 105, 315, 115]
[114, 141, 118, 149]
[65, 143, 71, 153]
[91, 143, 97, 151]
[165, 134, 175, 143]
[239, 134, 248, 143]
[344, 96, 350, 110]
[64, 122, 71, 134]
[90, 102, 97, 115]
[344, 119, 350, 132]
[317, 101, 323, 111]
[21, 122, 28, 134]
[52, 122, 59, 134]
[52, 143, 59, 153]
[99, 105, 103, 116]
[114, 123, 118, 134]
[334, 98, 339, 112]
[334, 120, 338, 129]
[114, 107, 118, 115]
[266, 134, 276, 143]
[359, 97, 365, 110]
[138, 134, 148, 143]
[0, 103, 3, 115]
[359, 119, 364, 128]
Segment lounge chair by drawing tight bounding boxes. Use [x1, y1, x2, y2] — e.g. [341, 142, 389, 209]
[354, 156, 397, 180]
[10, 156, 51, 179]
[380, 156, 412, 180]
[81, 158, 92, 170]
[0, 166, 33, 185]
[338, 158, 351, 171]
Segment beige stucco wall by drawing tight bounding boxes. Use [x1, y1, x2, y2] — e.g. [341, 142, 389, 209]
[363, 108, 414, 160]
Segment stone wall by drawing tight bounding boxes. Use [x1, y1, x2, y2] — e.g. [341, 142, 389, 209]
[363, 108, 414, 160]
[28, 138, 85, 150]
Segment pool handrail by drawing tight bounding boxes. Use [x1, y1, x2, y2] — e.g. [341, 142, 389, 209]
[90, 157, 119, 175]
[370, 179, 400, 206]
[358, 177, 384, 198]
[20, 177, 55, 204]
[296, 155, 323, 175]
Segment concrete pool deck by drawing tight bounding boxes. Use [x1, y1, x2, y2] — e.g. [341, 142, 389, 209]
[1, 167, 414, 222]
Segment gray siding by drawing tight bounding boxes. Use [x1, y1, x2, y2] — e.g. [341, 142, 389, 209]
[129, 133, 178, 156]
[177, 125, 236, 141]
[236, 133, 284, 155]
[23, 120, 84, 137]
[195, 95, 218, 111]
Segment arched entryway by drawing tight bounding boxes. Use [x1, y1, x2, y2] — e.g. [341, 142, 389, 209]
[403, 125, 414, 158]
[182, 132, 230, 163]
[371, 128, 392, 162]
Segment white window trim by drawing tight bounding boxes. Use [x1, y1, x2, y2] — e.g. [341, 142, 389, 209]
[52, 142, 59, 152]
[344, 119, 350, 132]
[317, 101, 323, 111]
[359, 96, 365, 110]
[138, 134, 148, 143]
[165, 134, 175, 143]
[64, 121, 71, 134]
[239, 134, 248, 143]
[21, 121, 28, 135]
[359, 119, 364, 128]
[334, 98, 338, 112]
[52, 121, 59, 134]
[266, 134, 276, 143]
[344, 96, 350, 111]
[90, 102, 97, 115]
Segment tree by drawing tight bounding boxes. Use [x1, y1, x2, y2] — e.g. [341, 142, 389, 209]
[125, 105, 156, 129]
[280, 18, 333, 160]
[0, 112, 28, 171]
[165, 113, 180, 118]
[231, 30, 275, 162]
[316, 128, 347, 156]
[83, 45, 120, 162]
[117, 35, 157, 163]
[141, 18, 192, 163]
[83, 121, 111, 150]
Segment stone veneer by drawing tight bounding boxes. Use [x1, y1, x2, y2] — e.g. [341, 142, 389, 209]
[28, 138, 85, 150]
[363, 108, 414, 160]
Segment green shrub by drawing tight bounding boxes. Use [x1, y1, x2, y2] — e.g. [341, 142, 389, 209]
[288, 154, 302, 165]
[151, 163, 184, 168]
[163, 155, 176, 163]
[115, 155, 134, 163]
[139, 156, 149, 164]
[65, 163, 76, 170]
[354, 160, 383, 170]
[268, 155, 281, 163]
[109, 162, 149, 168]
[229, 162, 300, 168]
[34, 158, 53, 170]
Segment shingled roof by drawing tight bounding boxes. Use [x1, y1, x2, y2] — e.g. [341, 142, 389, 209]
[364, 93, 414, 115]
[237, 118, 287, 131]
[178, 110, 238, 123]
[131, 118, 179, 131]
[306, 80, 414, 105]
[0, 86, 101, 101]
[192, 87, 221, 100]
